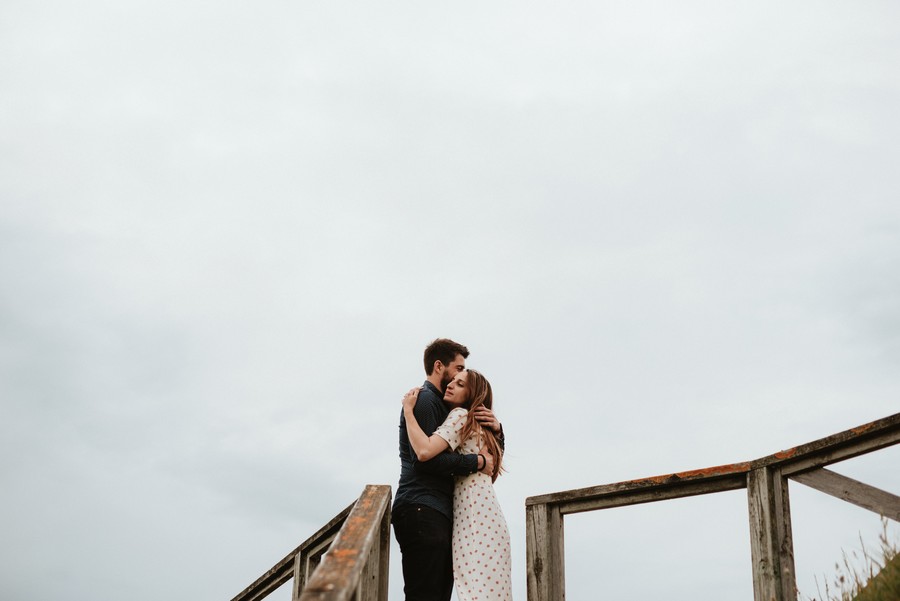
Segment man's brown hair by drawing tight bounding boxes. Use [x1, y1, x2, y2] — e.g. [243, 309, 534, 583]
[423, 338, 470, 375]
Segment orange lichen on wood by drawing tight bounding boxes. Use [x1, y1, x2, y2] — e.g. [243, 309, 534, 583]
[774, 447, 798, 459]
[851, 422, 878, 435]
[327, 548, 359, 561]
[674, 462, 752, 478]
[620, 462, 752, 486]
[297, 485, 393, 600]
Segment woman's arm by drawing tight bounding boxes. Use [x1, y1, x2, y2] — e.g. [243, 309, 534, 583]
[403, 388, 451, 461]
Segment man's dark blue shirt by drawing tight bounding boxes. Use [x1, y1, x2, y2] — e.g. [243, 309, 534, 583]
[392, 380, 477, 521]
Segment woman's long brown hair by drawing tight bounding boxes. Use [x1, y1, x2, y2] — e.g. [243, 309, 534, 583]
[459, 369, 504, 482]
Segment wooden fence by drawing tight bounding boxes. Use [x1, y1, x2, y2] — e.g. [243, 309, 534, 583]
[231, 484, 391, 601]
[232, 413, 899, 601]
[525, 412, 900, 601]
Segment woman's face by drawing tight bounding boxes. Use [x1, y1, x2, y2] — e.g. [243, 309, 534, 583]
[443, 370, 469, 407]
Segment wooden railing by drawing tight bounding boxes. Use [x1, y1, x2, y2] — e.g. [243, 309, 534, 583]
[525, 412, 900, 601]
[233, 414, 899, 601]
[232, 484, 391, 601]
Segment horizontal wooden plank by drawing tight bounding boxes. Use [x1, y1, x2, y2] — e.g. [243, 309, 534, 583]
[557, 474, 747, 515]
[790, 468, 900, 522]
[527, 463, 750, 507]
[527, 412, 900, 508]
[757, 414, 900, 473]
[776, 427, 900, 476]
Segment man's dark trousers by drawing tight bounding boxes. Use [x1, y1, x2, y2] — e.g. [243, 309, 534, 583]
[392, 504, 453, 601]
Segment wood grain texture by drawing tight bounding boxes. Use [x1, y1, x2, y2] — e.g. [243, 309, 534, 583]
[526, 502, 565, 601]
[747, 467, 796, 601]
[298, 484, 391, 601]
[527, 413, 900, 510]
[791, 468, 900, 522]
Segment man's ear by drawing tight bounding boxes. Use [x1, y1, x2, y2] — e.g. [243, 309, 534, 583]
[432, 360, 443, 375]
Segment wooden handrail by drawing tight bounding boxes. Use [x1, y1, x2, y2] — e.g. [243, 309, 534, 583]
[526, 412, 900, 601]
[232, 414, 900, 601]
[526, 412, 900, 513]
[299, 484, 392, 601]
[232, 484, 391, 601]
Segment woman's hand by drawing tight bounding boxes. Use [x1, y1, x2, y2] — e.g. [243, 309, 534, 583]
[402, 385, 450, 461]
[402, 387, 421, 411]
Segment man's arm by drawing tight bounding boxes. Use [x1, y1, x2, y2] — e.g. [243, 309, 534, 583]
[412, 448, 480, 477]
[473, 406, 506, 451]
[409, 399, 485, 475]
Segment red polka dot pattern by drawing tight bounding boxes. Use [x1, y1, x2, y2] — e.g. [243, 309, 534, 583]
[435, 408, 513, 601]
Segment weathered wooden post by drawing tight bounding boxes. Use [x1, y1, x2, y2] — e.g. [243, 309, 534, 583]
[747, 466, 796, 601]
[526, 501, 565, 601]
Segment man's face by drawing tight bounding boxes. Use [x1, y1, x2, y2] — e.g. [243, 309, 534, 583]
[439, 353, 466, 391]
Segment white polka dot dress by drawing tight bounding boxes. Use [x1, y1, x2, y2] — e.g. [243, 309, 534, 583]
[435, 408, 513, 601]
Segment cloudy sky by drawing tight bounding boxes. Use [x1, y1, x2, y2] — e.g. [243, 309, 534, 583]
[2, 1, 899, 600]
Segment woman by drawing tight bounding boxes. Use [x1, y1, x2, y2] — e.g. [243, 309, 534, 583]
[403, 369, 512, 601]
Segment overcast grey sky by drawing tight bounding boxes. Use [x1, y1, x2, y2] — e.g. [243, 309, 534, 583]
[2, 2, 899, 600]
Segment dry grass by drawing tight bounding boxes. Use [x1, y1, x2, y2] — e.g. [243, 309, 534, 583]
[803, 519, 899, 601]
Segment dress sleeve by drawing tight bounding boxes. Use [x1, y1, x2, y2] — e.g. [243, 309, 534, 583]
[433, 408, 468, 452]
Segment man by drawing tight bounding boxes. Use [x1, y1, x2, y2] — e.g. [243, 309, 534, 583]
[392, 338, 505, 601]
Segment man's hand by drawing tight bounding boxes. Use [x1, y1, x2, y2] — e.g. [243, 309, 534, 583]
[473, 406, 501, 433]
[478, 447, 494, 476]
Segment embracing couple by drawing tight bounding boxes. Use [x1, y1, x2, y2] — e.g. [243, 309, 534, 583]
[392, 338, 512, 601]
